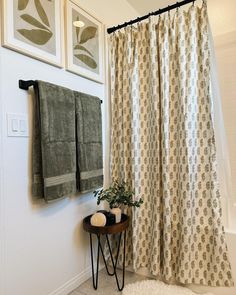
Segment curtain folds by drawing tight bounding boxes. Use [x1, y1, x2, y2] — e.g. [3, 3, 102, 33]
[109, 3, 233, 287]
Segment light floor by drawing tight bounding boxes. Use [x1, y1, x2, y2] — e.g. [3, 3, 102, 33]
[70, 268, 147, 295]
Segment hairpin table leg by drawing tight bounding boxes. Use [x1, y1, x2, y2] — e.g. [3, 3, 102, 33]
[98, 236, 114, 276]
[90, 233, 100, 289]
[105, 231, 127, 291]
[89, 230, 127, 292]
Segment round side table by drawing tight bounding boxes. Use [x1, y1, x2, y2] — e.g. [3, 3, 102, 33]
[83, 213, 129, 291]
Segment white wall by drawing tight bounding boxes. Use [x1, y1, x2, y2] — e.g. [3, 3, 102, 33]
[0, 30, 5, 295]
[208, 1, 236, 231]
[213, 31, 236, 231]
[208, 0, 236, 36]
[0, 1, 138, 295]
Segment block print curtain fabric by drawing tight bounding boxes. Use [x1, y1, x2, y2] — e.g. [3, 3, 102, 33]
[109, 3, 234, 287]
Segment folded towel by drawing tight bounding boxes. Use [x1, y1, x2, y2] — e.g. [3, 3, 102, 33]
[74, 92, 103, 193]
[32, 81, 77, 202]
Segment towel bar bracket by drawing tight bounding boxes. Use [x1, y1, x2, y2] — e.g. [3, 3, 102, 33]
[19, 80, 38, 90]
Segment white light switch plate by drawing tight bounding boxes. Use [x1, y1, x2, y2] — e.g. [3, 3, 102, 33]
[7, 113, 29, 137]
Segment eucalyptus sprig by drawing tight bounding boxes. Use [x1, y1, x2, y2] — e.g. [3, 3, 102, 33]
[94, 180, 143, 209]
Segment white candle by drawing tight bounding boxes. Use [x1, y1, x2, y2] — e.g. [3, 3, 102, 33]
[110, 208, 122, 223]
[90, 212, 106, 227]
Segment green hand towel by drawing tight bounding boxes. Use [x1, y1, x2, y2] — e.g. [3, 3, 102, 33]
[32, 81, 77, 202]
[74, 92, 103, 193]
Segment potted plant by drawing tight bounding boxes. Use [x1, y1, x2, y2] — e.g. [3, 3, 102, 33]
[93, 180, 143, 223]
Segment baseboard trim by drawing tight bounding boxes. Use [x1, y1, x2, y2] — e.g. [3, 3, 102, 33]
[48, 266, 92, 295]
[48, 265, 104, 295]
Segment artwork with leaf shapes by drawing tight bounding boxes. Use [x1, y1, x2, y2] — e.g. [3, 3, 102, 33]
[66, 0, 104, 83]
[2, 0, 63, 67]
[72, 9, 99, 73]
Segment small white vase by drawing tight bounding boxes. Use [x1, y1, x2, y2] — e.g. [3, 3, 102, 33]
[110, 207, 122, 223]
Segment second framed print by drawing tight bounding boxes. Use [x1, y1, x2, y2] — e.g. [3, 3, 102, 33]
[65, 0, 104, 84]
[2, 0, 64, 67]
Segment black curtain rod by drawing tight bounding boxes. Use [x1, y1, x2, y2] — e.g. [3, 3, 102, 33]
[19, 80, 103, 103]
[107, 0, 196, 34]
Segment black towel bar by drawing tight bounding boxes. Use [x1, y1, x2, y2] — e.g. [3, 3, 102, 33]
[19, 80, 103, 103]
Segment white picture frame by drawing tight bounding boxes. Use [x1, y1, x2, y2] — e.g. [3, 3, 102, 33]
[65, 0, 104, 84]
[2, 0, 64, 68]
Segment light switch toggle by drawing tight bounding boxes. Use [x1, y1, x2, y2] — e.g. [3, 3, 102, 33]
[7, 113, 29, 137]
[20, 119, 27, 132]
[12, 119, 19, 132]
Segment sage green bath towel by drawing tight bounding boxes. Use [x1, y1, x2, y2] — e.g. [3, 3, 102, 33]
[74, 92, 103, 193]
[32, 81, 77, 202]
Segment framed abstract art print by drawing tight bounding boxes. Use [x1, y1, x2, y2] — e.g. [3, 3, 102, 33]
[65, 0, 104, 83]
[2, 0, 64, 67]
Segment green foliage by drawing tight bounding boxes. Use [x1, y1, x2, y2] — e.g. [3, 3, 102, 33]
[20, 14, 50, 31]
[79, 26, 97, 44]
[73, 16, 98, 69]
[17, 29, 52, 45]
[17, 0, 52, 46]
[93, 181, 143, 209]
[75, 54, 97, 69]
[34, 0, 50, 27]
[74, 44, 93, 57]
[75, 17, 80, 42]
[18, 0, 29, 11]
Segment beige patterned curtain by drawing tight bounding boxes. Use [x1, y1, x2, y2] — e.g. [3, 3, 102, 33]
[109, 3, 234, 287]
